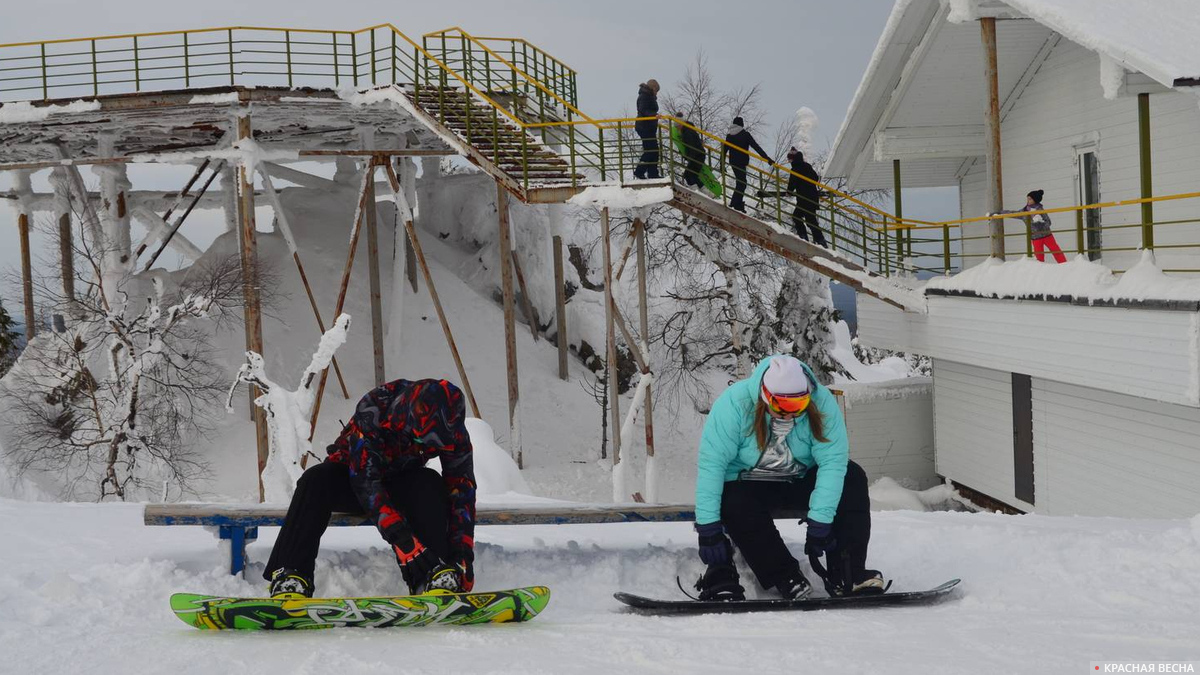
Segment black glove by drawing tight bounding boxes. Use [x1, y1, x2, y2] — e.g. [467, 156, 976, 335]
[696, 521, 733, 566]
[803, 520, 836, 557]
[392, 532, 445, 594]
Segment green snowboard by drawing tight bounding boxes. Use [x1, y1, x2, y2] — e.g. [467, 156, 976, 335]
[670, 125, 723, 197]
[171, 586, 551, 630]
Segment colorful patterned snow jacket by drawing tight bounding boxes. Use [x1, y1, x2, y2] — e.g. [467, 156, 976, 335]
[695, 356, 849, 526]
[326, 378, 476, 556]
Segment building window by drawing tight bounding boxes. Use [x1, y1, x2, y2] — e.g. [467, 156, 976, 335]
[1011, 373, 1034, 505]
[1077, 149, 1102, 261]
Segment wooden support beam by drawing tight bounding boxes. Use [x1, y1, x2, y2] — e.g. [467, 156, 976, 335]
[553, 234, 568, 381]
[602, 207, 621, 466]
[383, 163, 480, 418]
[981, 17, 1006, 260]
[140, 160, 224, 271]
[262, 162, 338, 190]
[614, 220, 641, 282]
[609, 297, 648, 374]
[234, 100, 269, 502]
[309, 163, 376, 438]
[497, 181, 523, 469]
[51, 168, 75, 302]
[511, 253, 540, 341]
[257, 167, 350, 400]
[1138, 92, 1154, 249]
[0, 149, 453, 174]
[364, 163, 386, 386]
[18, 211, 35, 341]
[636, 221, 655, 494]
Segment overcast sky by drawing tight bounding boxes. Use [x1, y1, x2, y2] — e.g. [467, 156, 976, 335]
[0, 0, 958, 322]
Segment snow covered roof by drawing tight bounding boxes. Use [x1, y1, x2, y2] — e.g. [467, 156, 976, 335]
[1000, 0, 1200, 89]
[827, 0, 1200, 188]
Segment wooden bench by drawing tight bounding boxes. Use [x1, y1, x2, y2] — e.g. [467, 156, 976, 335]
[144, 502, 700, 576]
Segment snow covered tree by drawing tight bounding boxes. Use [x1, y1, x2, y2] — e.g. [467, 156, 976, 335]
[771, 266, 845, 384]
[0, 200, 271, 500]
[0, 300, 19, 378]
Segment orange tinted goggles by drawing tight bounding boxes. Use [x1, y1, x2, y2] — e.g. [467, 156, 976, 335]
[762, 386, 811, 415]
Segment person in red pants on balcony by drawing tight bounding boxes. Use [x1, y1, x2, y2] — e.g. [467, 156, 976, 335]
[263, 378, 476, 599]
[992, 189, 1068, 263]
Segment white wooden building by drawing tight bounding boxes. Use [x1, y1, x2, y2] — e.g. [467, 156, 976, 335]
[826, 0, 1200, 517]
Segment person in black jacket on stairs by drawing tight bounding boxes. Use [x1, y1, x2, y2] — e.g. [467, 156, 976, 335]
[721, 116, 772, 212]
[787, 147, 828, 247]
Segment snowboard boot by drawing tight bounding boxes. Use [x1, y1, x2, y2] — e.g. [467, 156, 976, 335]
[694, 563, 746, 601]
[823, 564, 886, 597]
[416, 563, 464, 595]
[773, 567, 813, 601]
[268, 568, 314, 599]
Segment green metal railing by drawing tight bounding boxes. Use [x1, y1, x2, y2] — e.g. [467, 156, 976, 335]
[5, 24, 1198, 279]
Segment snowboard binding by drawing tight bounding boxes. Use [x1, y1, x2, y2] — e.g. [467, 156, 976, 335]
[683, 563, 746, 602]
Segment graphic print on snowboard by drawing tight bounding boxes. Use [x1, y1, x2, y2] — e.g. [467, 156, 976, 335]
[171, 586, 550, 630]
[614, 579, 959, 615]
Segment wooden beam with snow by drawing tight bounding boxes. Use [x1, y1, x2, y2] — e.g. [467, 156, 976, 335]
[511, 253, 541, 342]
[140, 161, 224, 271]
[261, 162, 338, 190]
[132, 207, 204, 263]
[873, 126, 986, 162]
[382, 162, 480, 419]
[553, 234, 568, 381]
[497, 181, 523, 469]
[635, 220, 655, 494]
[49, 168, 75, 302]
[981, 17, 1006, 260]
[0, 149, 451, 174]
[234, 99, 270, 502]
[15, 179, 35, 340]
[309, 162, 376, 439]
[256, 167, 350, 401]
[361, 140, 387, 387]
[602, 207, 621, 466]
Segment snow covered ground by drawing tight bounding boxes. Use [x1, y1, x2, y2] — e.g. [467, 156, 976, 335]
[2, 497, 1198, 674]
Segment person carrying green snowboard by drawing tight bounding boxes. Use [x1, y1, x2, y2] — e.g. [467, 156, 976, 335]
[671, 115, 722, 198]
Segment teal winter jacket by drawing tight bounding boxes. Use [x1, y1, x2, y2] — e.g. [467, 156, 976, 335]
[695, 356, 849, 526]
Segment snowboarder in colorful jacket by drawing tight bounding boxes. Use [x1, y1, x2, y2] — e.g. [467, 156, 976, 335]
[693, 355, 883, 601]
[992, 189, 1067, 263]
[264, 378, 477, 599]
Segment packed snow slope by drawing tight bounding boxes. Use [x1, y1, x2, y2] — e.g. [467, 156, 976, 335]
[2, 498, 1197, 674]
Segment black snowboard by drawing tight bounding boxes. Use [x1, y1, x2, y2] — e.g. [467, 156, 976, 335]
[614, 578, 960, 615]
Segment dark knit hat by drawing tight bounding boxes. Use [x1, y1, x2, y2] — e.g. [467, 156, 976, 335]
[732, 116, 744, 127]
[787, 146, 802, 162]
[1028, 189, 1044, 202]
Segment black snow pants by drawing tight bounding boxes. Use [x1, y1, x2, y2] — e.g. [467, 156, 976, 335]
[263, 461, 451, 581]
[730, 163, 748, 209]
[792, 199, 828, 247]
[720, 460, 871, 589]
[636, 129, 661, 178]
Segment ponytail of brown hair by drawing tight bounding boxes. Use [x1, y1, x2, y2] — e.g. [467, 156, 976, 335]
[753, 395, 828, 451]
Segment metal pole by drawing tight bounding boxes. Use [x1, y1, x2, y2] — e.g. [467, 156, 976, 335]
[1138, 92, 1154, 250]
[18, 212, 35, 341]
[235, 99, 269, 501]
[497, 181, 522, 469]
[981, 17, 1006, 260]
[893, 159, 904, 271]
[635, 219, 654, 489]
[553, 234, 568, 381]
[602, 207, 621, 466]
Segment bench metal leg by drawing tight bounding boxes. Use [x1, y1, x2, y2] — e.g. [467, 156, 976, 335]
[218, 525, 259, 577]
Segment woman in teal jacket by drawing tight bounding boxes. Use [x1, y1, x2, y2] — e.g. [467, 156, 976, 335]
[693, 355, 883, 601]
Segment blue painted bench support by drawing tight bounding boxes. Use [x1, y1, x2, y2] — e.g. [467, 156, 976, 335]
[144, 502, 706, 576]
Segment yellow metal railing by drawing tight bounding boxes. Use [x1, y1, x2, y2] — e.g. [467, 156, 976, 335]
[6, 24, 1199, 278]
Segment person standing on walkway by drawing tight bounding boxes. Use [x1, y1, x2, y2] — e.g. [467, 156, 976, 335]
[633, 79, 661, 179]
[787, 147, 828, 247]
[721, 116, 772, 212]
[992, 189, 1067, 263]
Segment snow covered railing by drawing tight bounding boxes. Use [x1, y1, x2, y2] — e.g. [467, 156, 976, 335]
[145, 502, 777, 576]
